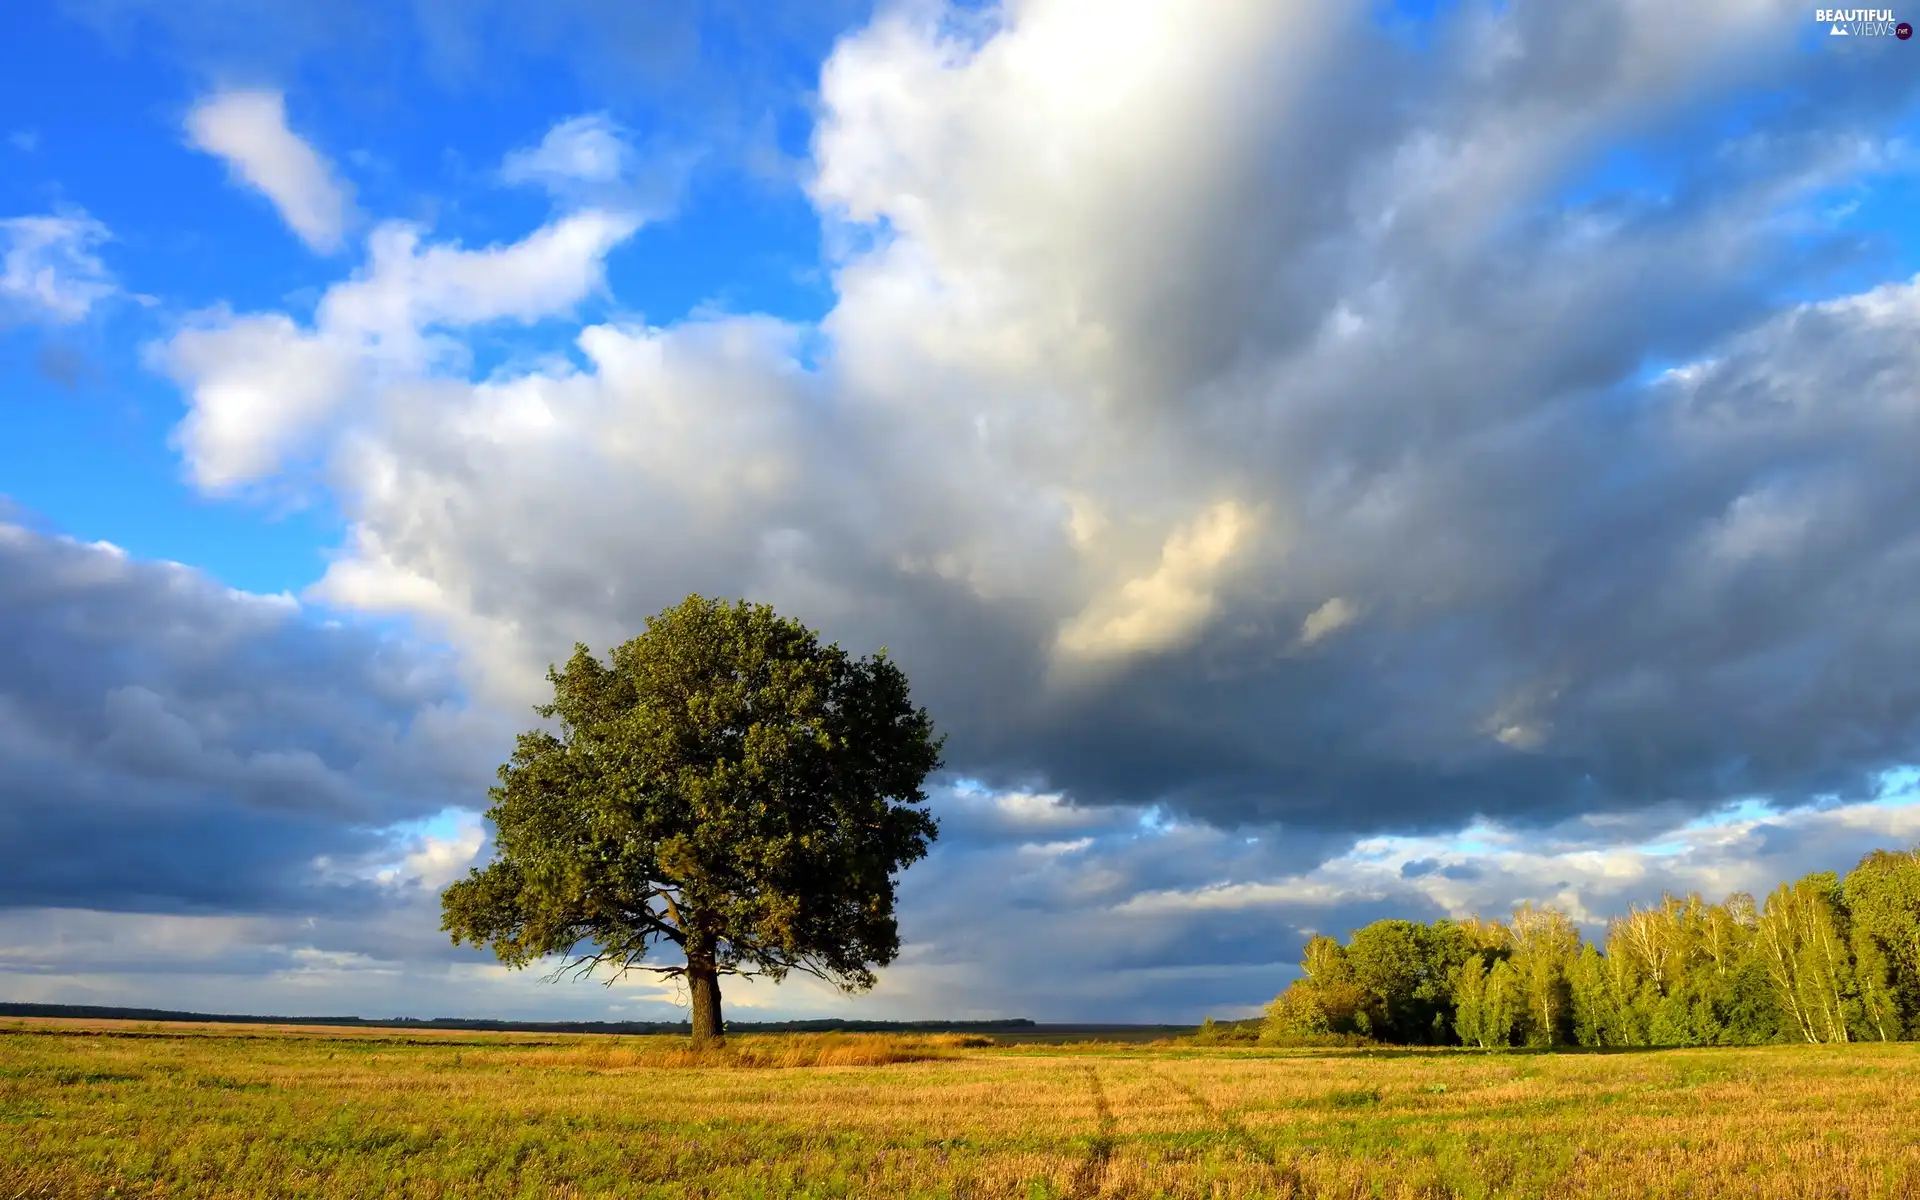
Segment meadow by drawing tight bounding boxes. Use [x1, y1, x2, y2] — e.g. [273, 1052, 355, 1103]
[4, 1019, 1920, 1199]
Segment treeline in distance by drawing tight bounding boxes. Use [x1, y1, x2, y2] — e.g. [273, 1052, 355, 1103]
[1264, 846, 1920, 1047]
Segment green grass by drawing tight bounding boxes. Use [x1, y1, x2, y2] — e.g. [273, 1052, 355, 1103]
[4, 1019, 1920, 1197]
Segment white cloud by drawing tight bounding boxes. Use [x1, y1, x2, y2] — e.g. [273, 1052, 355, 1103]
[503, 113, 629, 188]
[1088, 793, 1920, 976]
[317, 211, 640, 364]
[1297, 596, 1358, 646]
[1287, 798, 1920, 930]
[157, 312, 360, 491]
[361, 810, 488, 891]
[186, 90, 353, 252]
[944, 784, 1132, 834]
[500, 113, 688, 218]
[1115, 877, 1366, 915]
[157, 209, 640, 490]
[0, 211, 115, 323]
[1055, 501, 1258, 662]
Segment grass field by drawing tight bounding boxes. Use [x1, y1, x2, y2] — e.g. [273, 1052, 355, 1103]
[4, 1019, 1920, 1198]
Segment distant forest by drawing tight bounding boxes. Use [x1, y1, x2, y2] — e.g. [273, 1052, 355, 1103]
[1259, 847, 1920, 1047]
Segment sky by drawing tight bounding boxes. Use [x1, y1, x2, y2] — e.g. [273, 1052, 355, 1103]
[3, 0, 1920, 1025]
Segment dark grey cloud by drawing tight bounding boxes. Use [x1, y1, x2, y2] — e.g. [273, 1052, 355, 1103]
[0, 514, 502, 915]
[826, 8, 1920, 836]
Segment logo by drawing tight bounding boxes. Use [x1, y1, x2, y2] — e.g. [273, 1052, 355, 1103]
[1816, 8, 1905, 34]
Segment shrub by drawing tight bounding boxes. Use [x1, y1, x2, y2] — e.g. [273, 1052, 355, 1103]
[1188, 1017, 1262, 1045]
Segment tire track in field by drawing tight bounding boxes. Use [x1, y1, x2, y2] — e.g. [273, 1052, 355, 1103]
[1155, 1068, 1308, 1197]
[1067, 1064, 1116, 1197]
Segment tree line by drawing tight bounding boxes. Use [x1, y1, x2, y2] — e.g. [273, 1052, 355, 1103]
[1264, 848, 1920, 1047]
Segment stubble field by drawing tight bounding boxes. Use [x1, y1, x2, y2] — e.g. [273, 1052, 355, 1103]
[3, 1019, 1919, 1199]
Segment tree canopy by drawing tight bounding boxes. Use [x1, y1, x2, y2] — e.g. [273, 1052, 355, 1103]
[1265, 846, 1920, 1048]
[440, 596, 944, 1044]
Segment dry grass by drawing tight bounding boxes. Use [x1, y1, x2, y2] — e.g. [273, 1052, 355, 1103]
[497, 1031, 995, 1070]
[4, 1018, 1920, 1197]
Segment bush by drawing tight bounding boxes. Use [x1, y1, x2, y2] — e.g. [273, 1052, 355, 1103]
[1187, 1017, 1262, 1045]
[1258, 1029, 1376, 1048]
[1263, 979, 1370, 1040]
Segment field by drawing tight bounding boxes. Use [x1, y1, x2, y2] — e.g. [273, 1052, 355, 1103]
[4, 1020, 1920, 1198]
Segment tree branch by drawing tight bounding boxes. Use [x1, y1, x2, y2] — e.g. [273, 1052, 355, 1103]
[650, 886, 688, 935]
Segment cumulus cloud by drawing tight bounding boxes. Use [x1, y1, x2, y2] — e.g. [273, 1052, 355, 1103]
[0, 211, 115, 323]
[156, 313, 359, 491]
[155, 204, 640, 491]
[320, 211, 640, 348]
[0, 517, 504, 916]
[185, 90, 353, 252]
[1055, 501, 1258, 664]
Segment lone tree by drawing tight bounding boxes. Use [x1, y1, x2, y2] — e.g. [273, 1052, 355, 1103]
[441, 596, 943, 1045]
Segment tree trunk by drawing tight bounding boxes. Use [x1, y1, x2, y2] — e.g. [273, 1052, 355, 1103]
[688, 957, 725, 1047]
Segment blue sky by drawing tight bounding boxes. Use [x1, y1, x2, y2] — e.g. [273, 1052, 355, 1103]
[0, 1, 842, 593]
[4, 0, 1920, 1024]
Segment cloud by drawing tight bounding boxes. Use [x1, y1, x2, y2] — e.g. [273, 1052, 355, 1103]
[0, 903, 696, 1020]
[498, 112, 695, 217]
[855, 784, 1920, 1021]
[1055, 501, 1258, 663]
[6, 764, 1916, 1021]
[0, 211, 115, 323]
[1110, 796, 1920, 934]
[319, 211, 640, 347]
[1298, 597, 1358, 647]
[503, 113, 632, 189]
[155, 204, 640, 491]
[0, 517, 505, 916]
[185, 90, 353, 252]
[156, 313, 360, 491]
[153, 0, 1920, 845]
